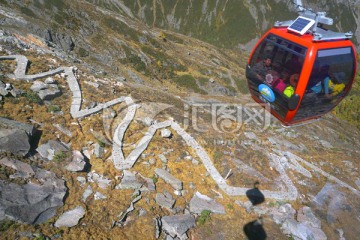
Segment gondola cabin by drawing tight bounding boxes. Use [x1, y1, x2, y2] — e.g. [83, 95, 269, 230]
[246, 10, 357, 126]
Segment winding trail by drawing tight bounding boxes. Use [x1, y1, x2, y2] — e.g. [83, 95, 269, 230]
[2, 54, 359, 200]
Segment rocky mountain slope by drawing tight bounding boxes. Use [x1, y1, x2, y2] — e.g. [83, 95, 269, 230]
[85, 0, 360, 50]
[0, 1, 360, 240]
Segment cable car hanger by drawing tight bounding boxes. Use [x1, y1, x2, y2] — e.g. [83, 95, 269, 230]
[275, 0, 353, 42]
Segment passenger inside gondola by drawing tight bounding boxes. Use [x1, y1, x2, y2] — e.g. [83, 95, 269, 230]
[251, 55, 272, 82]
[283, 73, 299, 98]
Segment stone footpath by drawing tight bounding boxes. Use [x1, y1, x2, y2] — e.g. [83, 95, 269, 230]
[1, 54, 360, 239]
[2, 54, 359, 200]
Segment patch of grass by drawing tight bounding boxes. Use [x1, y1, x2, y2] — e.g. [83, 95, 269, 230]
[212, 150, 224, 161]
[173, 74, 206, 94]
[335, 74, 360, 130]
[53, 151, 68, 163]
[47, 105, 61, 112]
[102, 17, 138, 41]
[151, 176, 158, 184]
[33, 233, 46, 240]
[227, 204, 234, 210]
[165, 33, 185, 44]
[78, 47, 89, 58]
[24, 92, 42, 104]
[127, 54, 147, 73]
[198, 77, 209, 86]
[0, 220, 14, 232]
[235, 78, 249, 94]
[44, 0, 65, 10]
[197, 210, 211, 225]
[20, 7, 37, 18]
[97, 139, 106, 148]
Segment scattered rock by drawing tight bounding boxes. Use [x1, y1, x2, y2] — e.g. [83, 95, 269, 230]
[138, 173, 156, 191]
[297, 206, 321, 228]
[53, 124, 72, 138]
[36, 140, 69, 161]
[281, 219, 327, 240]
[55, 206, 85, 228]
[154, 217, 162, 239]
[158, 154, 167, 163]
[30, 80, 62, 100]
[155, 168, 182, 191]
[143, 117, 154, 126]
[65, 150, 87, 172]
[115, 170, 142, 190]
[94, 143, 104, 158]
[37, 87, 62, 100]
[155, 191, 176, 210]
[269, 203, 296, 224]
[0, 117, 36, 136]
[189, 191, 225, 214]
[44, 77, 56, 84]
[94, 192, 107, 200]
[77, 176, 87, 186]
[118, 195, 142, 225]
[161, 129, 172, 138]
[355, 179, 360, 189]
[82, 185, 93, 202]
[30, 80, 48, 92]
[87, 171, 112, 189]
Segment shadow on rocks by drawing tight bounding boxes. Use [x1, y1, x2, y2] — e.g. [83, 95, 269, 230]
[244, 181, 267, 240]
[246, 181, 265, 206]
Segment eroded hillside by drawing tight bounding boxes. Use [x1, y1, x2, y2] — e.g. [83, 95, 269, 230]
[0, 1, 360, 240]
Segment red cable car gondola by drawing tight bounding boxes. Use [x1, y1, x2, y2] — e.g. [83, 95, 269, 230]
[245, 0, 357, 126]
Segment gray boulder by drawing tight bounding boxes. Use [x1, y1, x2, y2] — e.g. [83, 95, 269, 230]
[36, 140, 69, 161]
[0, 117, 35, 136]
[189, 191, 225, 214]
[161, 214, 196, 239]
[115, 170, 142, 190]
[0, 118, 36, 156]
[30, 80, 48, 92]
[281, 219, 327, 240]
[37, 87, 61, 101]
[0, 163, 67, 224]
[155, 191, 176, 210]
[30, 80, 62, 100]
[0, 128, 30, 156]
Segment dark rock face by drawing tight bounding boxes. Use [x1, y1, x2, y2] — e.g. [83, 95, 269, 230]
[0, 118, 37, 156]
[35, 28, 75, 52]
[0, 161, 67, 224]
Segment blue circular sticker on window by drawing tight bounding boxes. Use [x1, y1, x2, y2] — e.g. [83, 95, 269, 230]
[258, 84, 275, 102]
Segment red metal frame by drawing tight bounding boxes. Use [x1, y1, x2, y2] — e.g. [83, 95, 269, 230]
[247, 27, 357, 125]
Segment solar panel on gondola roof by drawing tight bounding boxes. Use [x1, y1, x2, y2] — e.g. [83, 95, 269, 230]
[287, 16, 315, 35]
